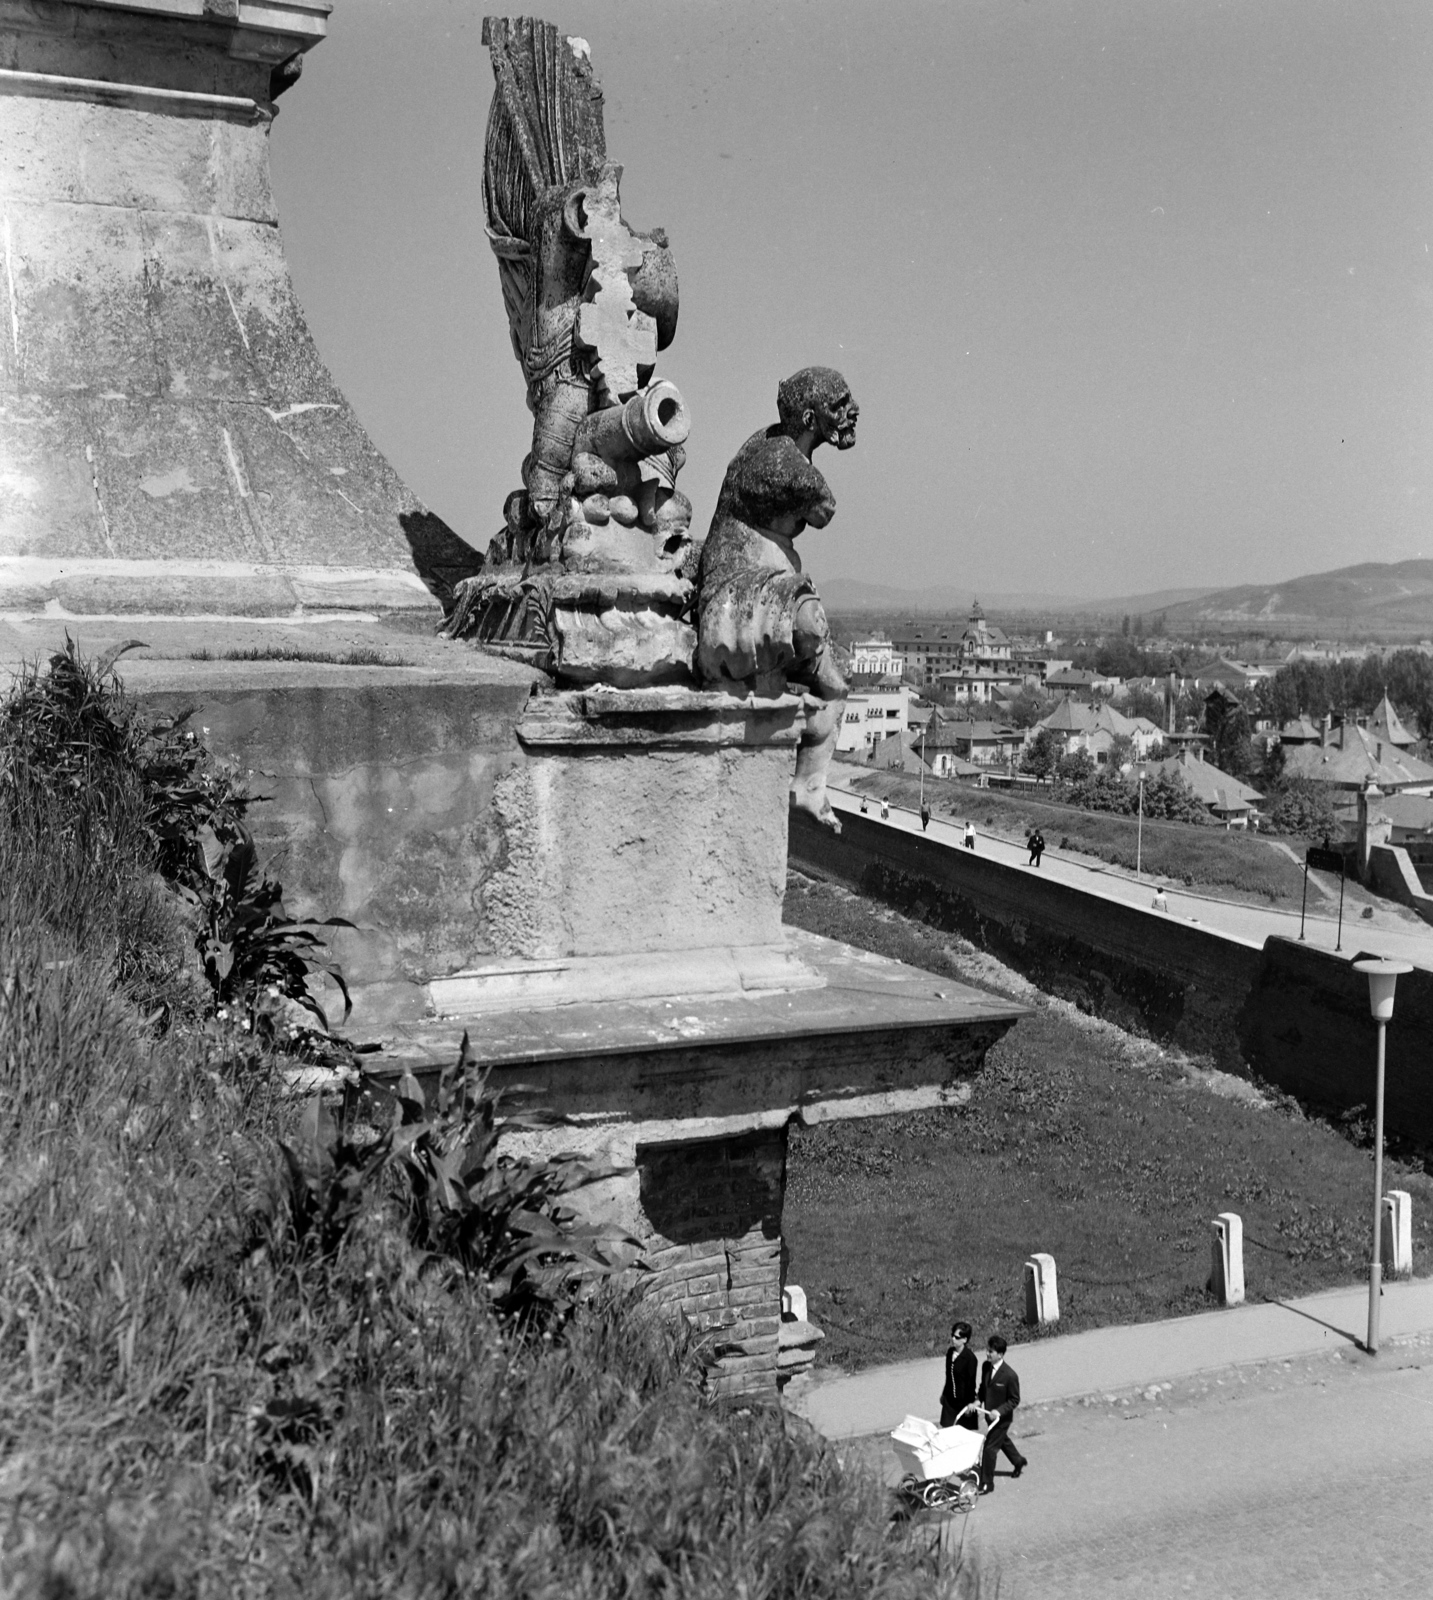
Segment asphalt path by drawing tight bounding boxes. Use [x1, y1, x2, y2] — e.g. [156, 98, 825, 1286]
[827, 784, 1433, 973]
[921, 1339, 1433, 1598]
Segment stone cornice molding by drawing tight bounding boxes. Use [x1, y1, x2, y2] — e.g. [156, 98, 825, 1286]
[0, 64, 264, 120]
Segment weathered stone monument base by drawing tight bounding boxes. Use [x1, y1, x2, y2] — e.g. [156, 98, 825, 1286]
[0, 1, 465, 617]
[379, 927, 1022, 1398]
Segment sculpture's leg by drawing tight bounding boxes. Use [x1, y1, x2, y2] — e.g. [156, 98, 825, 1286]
[790, 595, 846, 833]
[792, 695, 845, 833]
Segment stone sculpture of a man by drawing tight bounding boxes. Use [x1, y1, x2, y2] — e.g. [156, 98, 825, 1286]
[695, 366, 859, 830]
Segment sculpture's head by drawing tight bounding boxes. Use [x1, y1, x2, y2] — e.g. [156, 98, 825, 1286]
[777, 367, 859, 452]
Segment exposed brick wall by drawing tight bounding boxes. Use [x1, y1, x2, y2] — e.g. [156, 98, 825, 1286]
[638, 1130, 786, 1399]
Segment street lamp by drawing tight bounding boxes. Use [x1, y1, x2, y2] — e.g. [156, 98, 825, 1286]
[1136, 769, 1146, 881]
[1351, 957, 1412, 1354]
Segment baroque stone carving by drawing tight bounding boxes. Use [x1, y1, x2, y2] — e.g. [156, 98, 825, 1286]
[695, 367, 859, 830]
[444, 17, 696, 686]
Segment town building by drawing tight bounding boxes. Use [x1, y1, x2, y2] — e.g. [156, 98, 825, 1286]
[925, 716, 1023, 771]
[1368, 792, 1433, 843]
[1370, 693, 1416, 750]
[1280, 722, 1433, 793]
[1043, 667, 1119, 700]
[868, 729, 933, 775]
[836, 678, 913, 755]
[1134, 750, 1264, 828]
[893, 601, 1031, 695]
[1190, 657, 1274, 694]
[1033, 699, 1163, 764]
[847, 637, 905, 678]
[890, 624, 964, 688]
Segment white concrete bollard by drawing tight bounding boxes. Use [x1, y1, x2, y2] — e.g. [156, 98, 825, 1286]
[1209, 1212, 1245, 1306]
[1383, 1191, 1413, 1277]
[1023, 1253, 1059, 1326]
[781, 1284, 808, 1322]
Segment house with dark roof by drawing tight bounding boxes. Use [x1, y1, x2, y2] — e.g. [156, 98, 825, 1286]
[1190, 656, 1273, 694]
[1034, 698, 1162, 763]
[1281, 722, 1433, 793]
[1370, 694, 1416, 750]
[1134, 750, 1263, 827]
[925, 716, 1022, 771]
[1043, 667, 1118, 700]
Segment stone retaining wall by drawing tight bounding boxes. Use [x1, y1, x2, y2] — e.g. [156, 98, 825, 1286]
[790, 811, 1433, 1146]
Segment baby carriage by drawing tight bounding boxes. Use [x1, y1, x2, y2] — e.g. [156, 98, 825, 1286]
[889, 1412, 984, 1512]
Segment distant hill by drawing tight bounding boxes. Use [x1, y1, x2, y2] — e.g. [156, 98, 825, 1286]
[1153, 560, 1433, 636]
[821, 577, 1216, 616]
[823, 561, 1433, 638]
[821, 579, 1075, 612]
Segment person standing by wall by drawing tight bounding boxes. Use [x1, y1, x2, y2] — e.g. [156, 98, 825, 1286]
[920, 799, 932, 831]
[977, 1334, 1028, 1493]
[963, 819, 976, 850]
[938, 1321, 978, 1429]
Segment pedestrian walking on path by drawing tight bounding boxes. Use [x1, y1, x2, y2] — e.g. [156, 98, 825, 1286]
[1027, 828, 1045, 868]
[963, 819, 976, 850]
[859, 795, 868, 814]
[1152, 885, 1169, 912]
[880, 798, 890, 820]
[920, 800, 932, 832]
[977, 1335, 1027, 1494]
[938, 1321, 978, 1429]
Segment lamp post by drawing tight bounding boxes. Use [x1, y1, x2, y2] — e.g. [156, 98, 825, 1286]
[1351, 957, 1412, 1354]
[1136, 769, 1146, 881]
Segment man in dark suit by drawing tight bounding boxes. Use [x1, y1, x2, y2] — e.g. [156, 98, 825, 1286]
[977, 1334, 1028, 1493]
[938, 1320, 978, 1429]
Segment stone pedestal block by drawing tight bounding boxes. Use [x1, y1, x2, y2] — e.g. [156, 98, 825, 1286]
[496, 686, 805, 961]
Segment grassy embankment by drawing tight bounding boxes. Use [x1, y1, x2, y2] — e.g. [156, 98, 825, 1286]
[782, 873, 1433, 1372]
[0, 648, 972, 1599]
[838, 763, 1308, 906]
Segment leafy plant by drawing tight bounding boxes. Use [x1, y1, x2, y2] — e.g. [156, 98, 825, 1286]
[263, 1094, 394, 1260]
[1, 638, 352, 1037]
[388, 1034, 640, 1329]
[194, 825, 353, 1033]
[1266, 776, 1339, 840]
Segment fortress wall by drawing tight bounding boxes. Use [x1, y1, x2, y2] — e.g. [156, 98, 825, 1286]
[1237, 938, 1433, 1143]
[789, 809, 1263, 1066]
[790, 811, 1433, 1144]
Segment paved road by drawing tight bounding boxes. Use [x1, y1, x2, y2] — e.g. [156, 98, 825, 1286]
[924, 1340, 1433, 1598]
[794, 1280, 1433, 1441]
[828, 784, 1433, 972]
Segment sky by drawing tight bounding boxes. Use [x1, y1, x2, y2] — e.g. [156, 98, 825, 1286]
[270, 0, 1433, 602]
